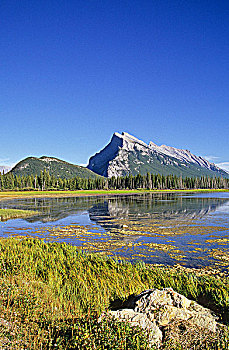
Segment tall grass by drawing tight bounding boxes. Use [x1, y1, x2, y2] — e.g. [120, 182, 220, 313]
[0, 238, 228, 349]
[0, 209, 39, 221]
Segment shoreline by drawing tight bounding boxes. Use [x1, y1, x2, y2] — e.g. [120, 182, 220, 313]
[0, 189, 228, 270]
[0, 188, 228, 201]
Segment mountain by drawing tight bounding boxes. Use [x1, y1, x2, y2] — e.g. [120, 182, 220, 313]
[10, 156, 101, 179]
[0, 165, 11, 174]
[87, 132, 229, 178]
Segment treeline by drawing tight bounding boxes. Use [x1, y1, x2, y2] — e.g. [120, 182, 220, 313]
[0, 170, 228, 191]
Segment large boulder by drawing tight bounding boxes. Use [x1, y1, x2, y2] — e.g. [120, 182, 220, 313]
[99, 288, 220, 348]
[101, 309, 163, 347]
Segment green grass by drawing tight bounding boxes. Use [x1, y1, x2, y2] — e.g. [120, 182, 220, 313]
[0, 238, 228, 349]
[0, 189, 145, 199]
[0, 209, 39, 221]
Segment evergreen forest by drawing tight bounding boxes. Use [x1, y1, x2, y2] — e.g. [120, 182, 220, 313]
[0, 170, 228, 191]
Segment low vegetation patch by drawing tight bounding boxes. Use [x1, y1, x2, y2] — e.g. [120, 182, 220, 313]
[0, 238, 228, 349]
[0, 209, 39, 221]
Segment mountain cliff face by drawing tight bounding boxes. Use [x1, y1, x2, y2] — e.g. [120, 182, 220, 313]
[10, 156, 100, 179]
[87, 132, 228, 178]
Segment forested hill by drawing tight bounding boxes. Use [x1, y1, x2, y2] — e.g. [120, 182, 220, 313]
[10, 156, 101, 179]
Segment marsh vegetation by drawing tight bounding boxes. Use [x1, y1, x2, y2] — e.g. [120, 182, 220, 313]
[0, 209, 39, 221]
[0, 238, 228, 349]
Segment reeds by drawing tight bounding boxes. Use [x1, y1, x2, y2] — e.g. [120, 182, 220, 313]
[0, 209, 39, 221]
[0, 238, 228, 349]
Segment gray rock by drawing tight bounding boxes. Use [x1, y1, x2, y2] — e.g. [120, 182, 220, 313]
[132, 288, 218, 332]
[99, 288, 220, 347]
[99, 309, 162, 347]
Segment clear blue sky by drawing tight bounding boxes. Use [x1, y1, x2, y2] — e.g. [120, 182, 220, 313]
[1, 0, 229, 170]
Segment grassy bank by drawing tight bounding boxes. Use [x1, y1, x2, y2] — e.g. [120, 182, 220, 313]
[0, 189, 144, 201]
[0, 209, 39, 221]
[0, 238, 228, 349]
[0, 188, 228, 201]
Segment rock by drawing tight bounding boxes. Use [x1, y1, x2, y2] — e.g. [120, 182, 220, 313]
[132, 288, 192, 312]
[100, 288, 220, 348]
[131, 288, 218, 332]
[162, 319, 222, 349]
[99, 309, 162, 347]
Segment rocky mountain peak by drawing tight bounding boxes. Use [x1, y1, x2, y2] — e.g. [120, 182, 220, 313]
[87, 131, 228, 178]
[114, 132, 148, 148]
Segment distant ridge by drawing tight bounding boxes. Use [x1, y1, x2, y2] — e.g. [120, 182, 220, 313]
[10, 156, 101, 179]
[7, 133, 229, 179]
[0, 165, 11, 174]
[87, 132, 229, 178]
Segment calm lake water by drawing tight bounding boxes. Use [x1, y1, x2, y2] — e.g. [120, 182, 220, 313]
[0, 192, 229, 269]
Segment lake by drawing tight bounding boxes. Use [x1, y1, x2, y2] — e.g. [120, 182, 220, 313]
[0, 191, 229, 269]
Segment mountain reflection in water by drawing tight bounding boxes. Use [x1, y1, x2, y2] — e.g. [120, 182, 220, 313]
[0, 192, 229, 269]
[0, 193, 228, 225]
[88, 197, 227, 230]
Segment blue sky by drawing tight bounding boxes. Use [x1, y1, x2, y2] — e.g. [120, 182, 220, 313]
[1, 0, 229, 171]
